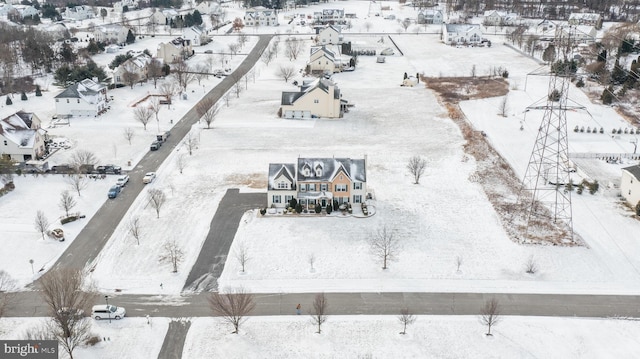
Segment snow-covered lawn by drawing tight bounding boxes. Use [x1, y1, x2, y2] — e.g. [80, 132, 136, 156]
[183, 315, 640, 359]
[0, 317, 168, 359]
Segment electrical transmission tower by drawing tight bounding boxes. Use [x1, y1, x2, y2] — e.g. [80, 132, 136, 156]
[516, 26, 581, 243]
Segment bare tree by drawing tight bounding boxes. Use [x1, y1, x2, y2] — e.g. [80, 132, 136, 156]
[172, 59, 195, 90]
[0, 270, 17, 318]
[159, 239, 184, 272]
[285, 37, 302, 60]
[278, 65, 296, 82]
[407, 155, 427, 184]
[159, 82, 178, 107]
[58, 190, 76, 217]
[194, 64, 208, 85]
[310, 293, 328, 334]
[480, 298, 501, 336]
[197, 97, 220, 129]
[238, 33, 249, 48]
[271, 40, 280, 58]
[234, 242, 250, 273]
[397, 308, 416, 335]
[208, 287, 256, 334]
[149, 97, 162, 131]
[123, 127, 135, 145]
[177, 154, 186, 174]
[499, 96, 508, 117]
[122, 64, 139, 89]
[39, 268, 97, 359]
[308, 253, 316, 272]
[364, 22, 373, 32]
[70, 149, 98, 173]
[228, 43, 240, 57]
[401, 18, 411, 32]
[233, 82, 243, 98]
[368, 225, 399, 270]
[218, 53, 228, 68]
[184, 132, 199, 155]
[66, 174, 88, 197]
[147, 59, 163, 88]
[223, 92, 231, 107]
[525, 255, 538, 274]
[134, 106, 153, 130]
[261, 47, 275, 66]
[148, 188, 166, 218]
[471, 64, 477, 78]
[456, 255, 463, 273]
[128, 217, 142, 245]
[34, 210, 49, 240]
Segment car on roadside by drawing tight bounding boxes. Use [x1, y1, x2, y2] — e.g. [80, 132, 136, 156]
[116, 175, 129, 187]
[97, 164, 122, 175]
[91, 304, 126, 320]
[150, 141, 161, 151]
[108, 185, 121, 198]
[204, 49, 213, 54]
[142, 172, 156, 184]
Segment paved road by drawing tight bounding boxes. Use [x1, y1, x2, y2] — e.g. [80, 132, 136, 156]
[183, 189, 266, 292]
[7, 291, 640, 318]
[48, 34, 274, 274]
[157, 320, 191, 359]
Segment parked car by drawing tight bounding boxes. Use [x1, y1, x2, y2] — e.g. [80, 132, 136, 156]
[108, 185, 121, 198]
[116, 175, 129, 187]
[50, 164, 74, 174]
[142, 172, 156, 184]
[213, 69, 225, 77]
[150, 141, 161, 151]
[97, 165, 122, 175]
[204, 49, 213, 54]
[91, 304, 126, 320]
[156, 131, 170, 142]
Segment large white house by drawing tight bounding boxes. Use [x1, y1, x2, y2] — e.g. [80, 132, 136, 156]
[568, 12, 602, 29]
[280, 78, 346, 119]
[267, 157, 367, 209]
[54, 78, 108, 117]
[313, 9, 345, 25]
[442, 24, 482, 45]
[0, 111, 46, 162]
[244, 6, 279, 26]
[621, 165, 640, 208]
[317, 25, 343, 45]
[64, 5, 95, 20]
[417, 9, 443, 24]
[93, 24, 130, 44]
[182, 25, 208, 46]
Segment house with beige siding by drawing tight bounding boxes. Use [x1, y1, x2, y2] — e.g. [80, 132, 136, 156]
[156, 37, 193, 63]
[267, 157, 367, 210]
[280, 78, 346, 119]
[307, 46, 341, 74]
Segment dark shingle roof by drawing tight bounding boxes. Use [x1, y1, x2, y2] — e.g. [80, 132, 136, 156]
[623, 165, 640, 180]
[297, 158, 366, 183]
[268, 163, 296, 190]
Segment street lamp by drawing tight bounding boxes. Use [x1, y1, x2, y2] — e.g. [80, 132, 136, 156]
[105, 295, 111, 323]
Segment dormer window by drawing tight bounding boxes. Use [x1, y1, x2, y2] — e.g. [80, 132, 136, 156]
[315, 166, 322, 177]
[304, 168, 310, 176]
[277, 181, 288, 189]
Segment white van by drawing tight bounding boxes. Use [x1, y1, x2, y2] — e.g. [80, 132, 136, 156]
[91, 304, 126, 320]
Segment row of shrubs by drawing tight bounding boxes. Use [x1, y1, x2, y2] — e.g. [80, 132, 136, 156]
[564, 179, 599, 195]
[260, 198, 356, 216]
[573, 126, 639, 134]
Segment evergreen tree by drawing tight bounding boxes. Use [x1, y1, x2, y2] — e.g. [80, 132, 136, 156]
[192, 10, 203, 25]
[635, 201, 640, 216]
[35, 85, 42, 96]
[126, 29, 135, 44]
[611, 58, 627, 85]
[6, 96, 12, 105]
[601, 86, 614, 104]
[20, 92, 27, 101]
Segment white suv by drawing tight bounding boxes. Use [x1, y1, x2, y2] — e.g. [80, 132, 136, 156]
[91, 304, 126, 320]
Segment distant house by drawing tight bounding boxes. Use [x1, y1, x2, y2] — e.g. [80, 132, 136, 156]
[0, 4, 16, 17]
[417, 9, 443, 24]
[280, 78, 346, 119]
[12, 5, 38, 19]
[307, 46, 341, 74]
[54, 78, 108, 117]
[64, 5, 95, 20]
[93, 24, 130, 44]
[483, 10, 505, 26]
[112, 52, 152, 86]
[0, 111, 46, 162]
[267, 157, 367, 209]
[114, 0, 138, 13]
[244, 6, 279, 26]
[183, 25, 208, 46]
[568, 12, 602, 29]
[317, 25, 343, 45]
[621, 165, 640, 208]
[156, 37, 193, 63]
[442, 24, 482, 45]
[313, 8, 345, 25]
[557, 25, 596, 44]
[196, 1, 221, 16]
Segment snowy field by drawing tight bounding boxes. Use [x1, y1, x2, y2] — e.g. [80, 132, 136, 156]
[0, 317, 168, 359]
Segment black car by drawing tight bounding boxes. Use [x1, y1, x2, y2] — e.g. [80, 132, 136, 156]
[150, 141, 162, 151]
[96, 165, 122, 175]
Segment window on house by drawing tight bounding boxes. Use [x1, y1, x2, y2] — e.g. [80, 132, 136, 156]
[300, 184, 306, 192]
[314, 99, 319, 103]
[3, 141, 7, 146]
[66, 99, 69, 103]
[353, 195, 362, 203]
[77, 99, 80, 103]
[272, 195, 281, 203]
[335, 184, 347, 192]
[56, 99, 59, 102]
[304, 168, 310, 176]
[277, 181, 288, 189]
[321, 184, 327, 191]
[308, 184, 316, 191]
[353, 182, 362, 190]
[285, 195, 293, 204]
